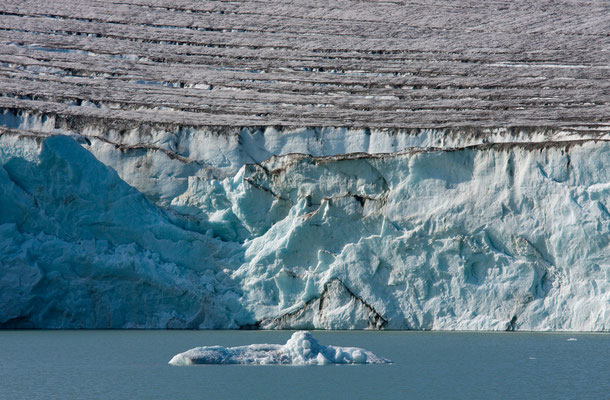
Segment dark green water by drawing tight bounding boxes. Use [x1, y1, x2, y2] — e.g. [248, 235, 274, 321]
[1, 330, 608, 399]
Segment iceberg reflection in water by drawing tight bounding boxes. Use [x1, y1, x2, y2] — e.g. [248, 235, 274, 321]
[169, 331, 392, 365]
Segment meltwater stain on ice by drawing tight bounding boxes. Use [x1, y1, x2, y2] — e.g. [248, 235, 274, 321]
[169, 331, 391, 365]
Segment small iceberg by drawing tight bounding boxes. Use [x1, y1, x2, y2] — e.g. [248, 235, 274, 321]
[169, 331, 392, 365]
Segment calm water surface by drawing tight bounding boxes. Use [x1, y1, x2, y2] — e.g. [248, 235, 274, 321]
[1, 330, 608, 399]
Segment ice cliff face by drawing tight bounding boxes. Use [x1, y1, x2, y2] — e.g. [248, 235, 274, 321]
[3, 110, 609, 207]
[0, 128, 608, 330]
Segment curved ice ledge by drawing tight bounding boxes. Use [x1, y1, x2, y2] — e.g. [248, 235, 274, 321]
[169, 331, 391, 365]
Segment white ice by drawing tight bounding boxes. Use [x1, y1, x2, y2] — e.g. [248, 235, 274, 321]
[168, 331, 391, 365]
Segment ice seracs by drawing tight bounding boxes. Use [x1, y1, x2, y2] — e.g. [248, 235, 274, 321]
[168, 331, 391, 365]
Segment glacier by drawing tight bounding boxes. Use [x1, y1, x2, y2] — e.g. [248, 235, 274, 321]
[168, 331, 391, 365]
[0, 127, 608, 330]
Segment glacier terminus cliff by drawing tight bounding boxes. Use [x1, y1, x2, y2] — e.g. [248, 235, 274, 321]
[0, 0, 608, 330]
[1, 126, 608, 330]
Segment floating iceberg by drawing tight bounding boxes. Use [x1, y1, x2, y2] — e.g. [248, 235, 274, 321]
[168, 331, 391, 365]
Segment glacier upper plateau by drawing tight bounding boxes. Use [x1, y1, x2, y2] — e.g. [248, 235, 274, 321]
[0, 120, 608, 331]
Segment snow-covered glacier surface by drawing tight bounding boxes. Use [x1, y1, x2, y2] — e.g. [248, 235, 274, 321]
[169, 331, 391, 365]
[0, 130, 608, 330]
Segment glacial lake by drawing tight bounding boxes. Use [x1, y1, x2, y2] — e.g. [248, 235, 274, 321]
[1, 330, 608, 399]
